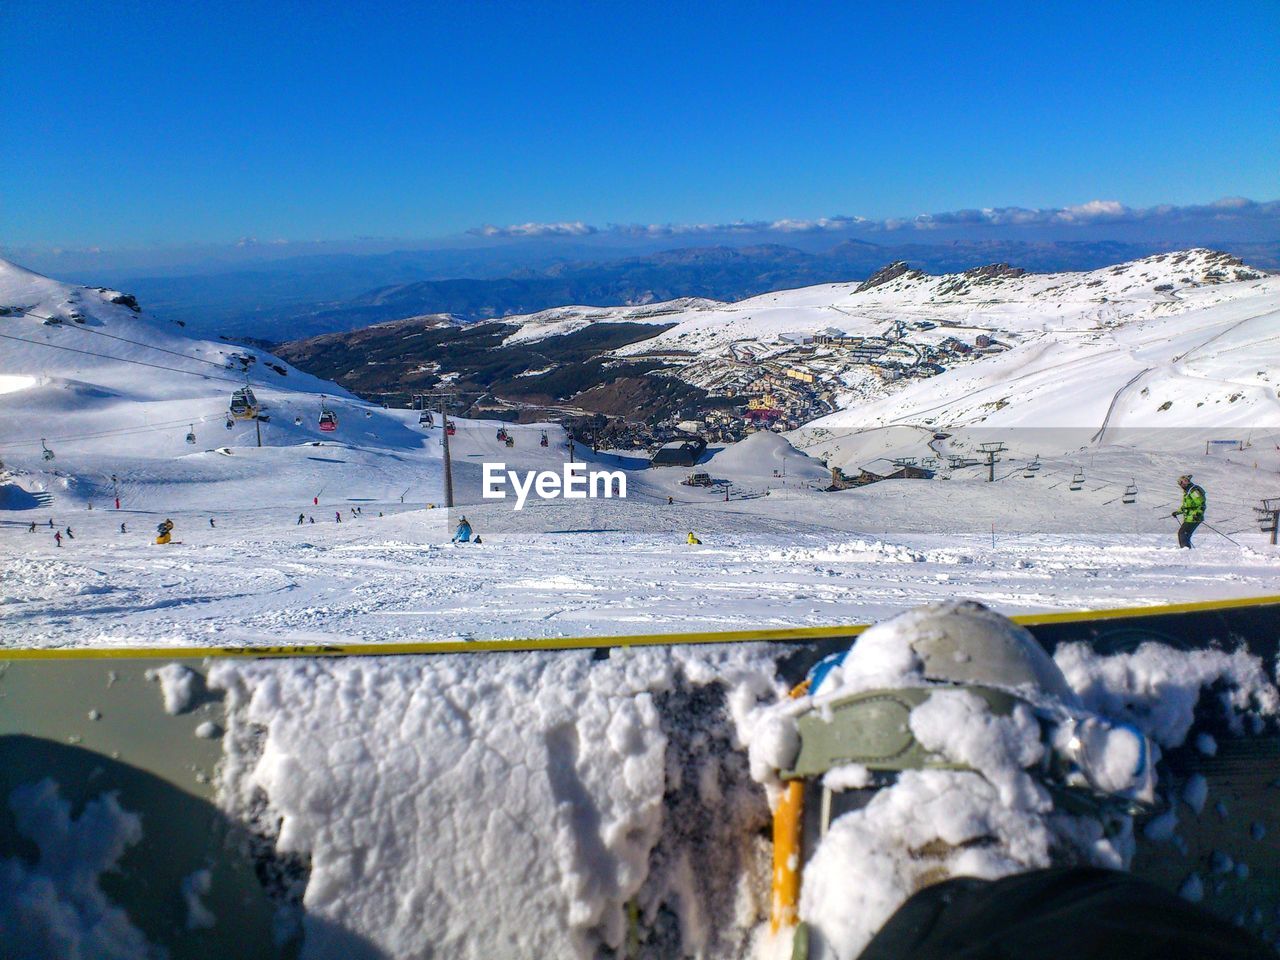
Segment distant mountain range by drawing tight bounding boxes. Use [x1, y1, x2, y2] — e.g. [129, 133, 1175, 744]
[126, 238, 1279, 343]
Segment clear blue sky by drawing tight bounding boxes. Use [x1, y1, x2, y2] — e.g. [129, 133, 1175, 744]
[3, 0, 1277, 247]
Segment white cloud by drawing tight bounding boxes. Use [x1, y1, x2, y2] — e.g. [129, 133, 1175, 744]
[468, 198, 1280, 240]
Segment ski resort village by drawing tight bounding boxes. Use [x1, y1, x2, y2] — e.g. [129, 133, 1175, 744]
[3, 249, 1280, 960]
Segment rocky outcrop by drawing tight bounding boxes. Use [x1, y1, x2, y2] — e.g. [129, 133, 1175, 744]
[855, 261, 925, 293]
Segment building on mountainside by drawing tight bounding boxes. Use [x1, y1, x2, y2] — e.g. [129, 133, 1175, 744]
[650, 437, 708, 467]
[841, 462, 937, 488]
[744, 393, 783, 425]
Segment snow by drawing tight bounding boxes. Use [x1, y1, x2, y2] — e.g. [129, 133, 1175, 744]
[0, 779, 158, 960]
[1053, 642, 1280, 747]
[821, 764, 872, 792]
[208, 644, 780, 959]
[1183, 774, 1210, 814]
[1180, 872, 1206, 903]
[909, 690, 1049, 810]
[739, 601, 1278, 959]
[2, 255, 1280, 955]
[1195, 731, 1219, 756]
[180, 869, 216, 930]
[145, 662, 198, 714]
[3, 255, 1279, 647]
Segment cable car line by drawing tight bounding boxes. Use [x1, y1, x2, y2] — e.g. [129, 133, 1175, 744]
[15, 310, 240, 372]
[0, 331, 251, 386]
[1, 413, 229, 449]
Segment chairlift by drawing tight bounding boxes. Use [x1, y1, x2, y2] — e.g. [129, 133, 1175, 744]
[419, 410, 434, 427]
[1022, 457, 1041, 479]
[1070, 468, 1085, 492]
[496, 427, 509, 442]
[505, 435, 515, 448]
[540, 430, 549, 447]
[41, 438, 55, 461]
[294, 416, 303, 426]
[186, 425, 197, 445]
[1122, 480, 1138, 505]
[446, 421, 456, 436]
[225, 417, 234, 430]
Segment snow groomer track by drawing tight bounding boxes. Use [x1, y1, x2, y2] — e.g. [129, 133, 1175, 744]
[3, 594, 1280, 959]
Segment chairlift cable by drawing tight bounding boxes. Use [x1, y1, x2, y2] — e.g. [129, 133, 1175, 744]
[0, 331, 250, 386]
[17, 311, 240, 372]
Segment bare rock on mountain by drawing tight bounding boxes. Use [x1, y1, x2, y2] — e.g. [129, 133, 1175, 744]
[855, 261, 925, 293]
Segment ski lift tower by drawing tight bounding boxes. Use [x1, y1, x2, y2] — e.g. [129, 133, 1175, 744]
[1256, 497, 1280, 546]
[422, 390, 486, 509]
[978, 442, 1007, 483]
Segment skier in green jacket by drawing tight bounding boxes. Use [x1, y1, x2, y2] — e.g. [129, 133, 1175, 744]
[1171, 474, 1206, 548]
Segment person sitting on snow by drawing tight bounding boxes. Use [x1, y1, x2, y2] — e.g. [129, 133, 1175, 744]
[687, 531, 702, 545]
[452, 516, 473, 543]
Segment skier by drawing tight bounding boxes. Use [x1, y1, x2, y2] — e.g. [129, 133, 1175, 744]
[452, 516, 472, 543]
[309, 516, 315, 524]
[687, 531, 702, 545]
[667, 496, 673, 505]
[314, 496, 319, 506]
[298, 513, 306, 525]
[54, 530, 62, 547]
[209, 518, 216, 528]
[335, 511, 342, 523]
[48, 518, 54, 528]
[121, 522, 127, 534]
[66, 526, 74, 539]
[28, 521, 35, 533]
[1171, 474, 1206, 548]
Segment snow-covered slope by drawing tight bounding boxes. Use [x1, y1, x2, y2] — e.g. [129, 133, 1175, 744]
[0, 258, 444, 509]
[474, 249, 1279, 460]
[495, 249, 1269, 352]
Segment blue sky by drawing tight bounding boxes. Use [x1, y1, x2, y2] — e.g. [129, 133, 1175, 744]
[3, 0, 1277, 248]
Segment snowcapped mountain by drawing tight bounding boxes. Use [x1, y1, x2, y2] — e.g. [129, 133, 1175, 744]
[0, 258, 442, 510]
[495, 249, 1267, 350]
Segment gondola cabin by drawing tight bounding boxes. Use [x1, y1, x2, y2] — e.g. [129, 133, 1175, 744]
[228, 388, 259, 421]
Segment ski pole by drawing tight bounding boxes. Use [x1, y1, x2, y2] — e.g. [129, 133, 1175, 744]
[1201, 521, 1241, 547]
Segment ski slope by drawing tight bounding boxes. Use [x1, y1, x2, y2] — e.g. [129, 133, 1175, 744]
[2, 255, 1280, 648]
